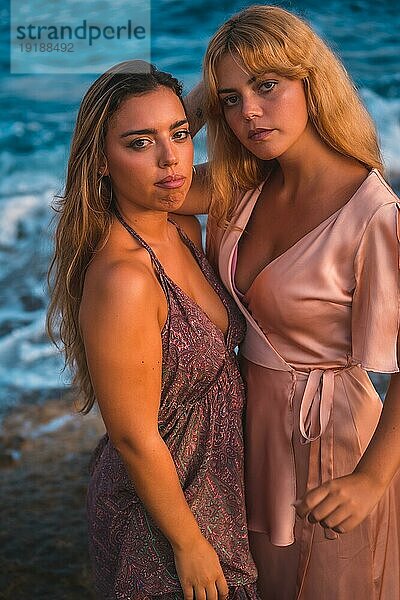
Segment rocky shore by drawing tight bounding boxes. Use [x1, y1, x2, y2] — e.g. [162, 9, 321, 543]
[0, 390, 105, 600]
[0, 374, 389, 599]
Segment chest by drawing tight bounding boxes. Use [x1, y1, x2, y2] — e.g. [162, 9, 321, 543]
[160, 241, 230, 338]
[234, 172, 371, 294]
[235, 200, 328, 294]
[231, 210, 358, 343]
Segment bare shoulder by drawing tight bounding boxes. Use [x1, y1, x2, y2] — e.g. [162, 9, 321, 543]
[78, 248, 166, 449]
[80, 248, 165, 330]
[170, 214, 203, 250]
[85, 248, 156, 302]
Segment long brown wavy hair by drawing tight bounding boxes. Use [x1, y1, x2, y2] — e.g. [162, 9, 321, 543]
[46, 60, 184, 414]
[203, 5, 384, 225]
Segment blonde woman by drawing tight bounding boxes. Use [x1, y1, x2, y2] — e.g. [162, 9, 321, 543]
[47, 61, 259, 600]
[181, 5, 400, 599]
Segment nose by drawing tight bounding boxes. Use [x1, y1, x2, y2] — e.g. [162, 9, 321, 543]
[158, 141, 178, 168]
[241, 92, 262, 121]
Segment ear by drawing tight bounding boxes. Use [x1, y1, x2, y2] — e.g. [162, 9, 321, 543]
[98, 163, 109, 177]
[98, 150, 109, 177]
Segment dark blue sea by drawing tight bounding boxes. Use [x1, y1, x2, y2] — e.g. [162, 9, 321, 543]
[0, 0, 399, 411]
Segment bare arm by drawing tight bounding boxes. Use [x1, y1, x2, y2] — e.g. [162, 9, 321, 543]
[80, 259, 228, 600]
[174, 82, 211, 216]
[355, 368, 400, 488]
[296, 337, 400, 533]
[170, 214, 203, 249]
[184, 81, 206, 138]
[175, 162, 211, 216]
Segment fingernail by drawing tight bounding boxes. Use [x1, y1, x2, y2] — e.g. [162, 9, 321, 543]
[307, 513, 317, 524]
[332, 526, 344, 534]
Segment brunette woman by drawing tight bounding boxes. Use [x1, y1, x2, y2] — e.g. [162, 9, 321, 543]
[47, 61, 258, 600]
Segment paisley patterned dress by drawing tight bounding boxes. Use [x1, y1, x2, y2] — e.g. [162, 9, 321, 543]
[86, 213, 258, 600]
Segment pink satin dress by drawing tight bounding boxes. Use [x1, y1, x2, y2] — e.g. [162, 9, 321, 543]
[206, 169, 400, 599]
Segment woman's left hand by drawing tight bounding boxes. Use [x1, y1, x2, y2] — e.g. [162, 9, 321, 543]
[294, 471, 385, 533]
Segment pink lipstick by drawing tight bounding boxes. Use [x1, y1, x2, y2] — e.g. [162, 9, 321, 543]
[155, 174, 186, 189]
[248, 128, 275, 141]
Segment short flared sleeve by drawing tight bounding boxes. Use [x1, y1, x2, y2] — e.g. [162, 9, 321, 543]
[352, 201, 400, 372]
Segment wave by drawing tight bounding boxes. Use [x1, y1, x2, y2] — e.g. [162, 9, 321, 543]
[0, 84, 399, 409]
[361, 88, 400, 183]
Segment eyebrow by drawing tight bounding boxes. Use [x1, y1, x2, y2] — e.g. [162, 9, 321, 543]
[120, 119, 188, 138]
[217, 75, 257, 94]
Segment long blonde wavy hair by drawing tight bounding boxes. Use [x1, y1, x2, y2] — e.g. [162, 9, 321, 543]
[203, 4, 383, 225]
[46, 61, 184, 414]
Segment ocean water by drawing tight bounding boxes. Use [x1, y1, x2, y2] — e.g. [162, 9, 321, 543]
[0, 0, 399, 411]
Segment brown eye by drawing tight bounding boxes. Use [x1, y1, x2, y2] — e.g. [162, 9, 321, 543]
[129, 138, 152, 149]
[173, 129, 191, 141]
[221, 94, 239, 107]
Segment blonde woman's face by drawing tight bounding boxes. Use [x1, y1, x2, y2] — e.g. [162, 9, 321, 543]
[104, 86, 193, 213]
[216, 53, 309, 161]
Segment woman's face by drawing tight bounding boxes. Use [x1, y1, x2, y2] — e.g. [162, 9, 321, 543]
[215, 53, 309, 161]
[104, 86, 194, 213]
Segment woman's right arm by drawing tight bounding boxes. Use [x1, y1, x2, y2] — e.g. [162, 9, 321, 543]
[79, 259, 228, 600]
[184, 81, 206, 138]
[175, 82, 211, 216]
[176, 162, 210, 215]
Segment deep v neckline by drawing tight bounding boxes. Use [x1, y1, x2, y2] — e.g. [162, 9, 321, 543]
[235, 168, 377, 297]
[164, 220, 231, 343]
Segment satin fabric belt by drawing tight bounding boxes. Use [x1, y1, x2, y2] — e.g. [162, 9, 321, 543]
[241, 331, 353, 444]
[240, 330, 357, 534]
[294, 365, 354, 542]
[292, 366, 355, 598]
[297, 367, 336, 444]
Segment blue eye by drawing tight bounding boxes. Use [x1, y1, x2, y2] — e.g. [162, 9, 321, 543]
[259, 81, 278, 93]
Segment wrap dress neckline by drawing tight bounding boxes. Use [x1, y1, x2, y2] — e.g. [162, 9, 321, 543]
[235, 169, 378, 297]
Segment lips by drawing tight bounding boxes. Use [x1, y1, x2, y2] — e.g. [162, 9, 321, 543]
[155, 174, 186, 189]
[248, 128, 275, 141]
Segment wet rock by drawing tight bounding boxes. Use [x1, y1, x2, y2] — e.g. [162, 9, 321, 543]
[0, 448, 18, 468]
[0, 390, 105, 598]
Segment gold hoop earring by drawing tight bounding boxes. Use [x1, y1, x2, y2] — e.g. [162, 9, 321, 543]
[98, 176, 103, 200]
[108, 185, 113, 209]
[98, 176, 113, 209]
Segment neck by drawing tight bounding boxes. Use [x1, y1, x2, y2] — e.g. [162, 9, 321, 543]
[114, 202, 171, 244]
[274, 123, 353, 194]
